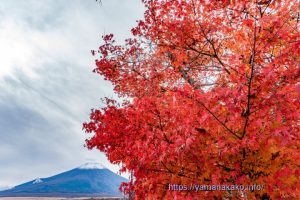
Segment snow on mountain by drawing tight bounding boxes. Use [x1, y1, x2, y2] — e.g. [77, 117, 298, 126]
[32, 178, 43, 184]
[0, 186, 12, 191]
[0, 162, 127, 197]
[78, 162, 107, 170]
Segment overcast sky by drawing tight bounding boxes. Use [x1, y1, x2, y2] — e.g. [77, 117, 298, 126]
[0, 0, 144, 189]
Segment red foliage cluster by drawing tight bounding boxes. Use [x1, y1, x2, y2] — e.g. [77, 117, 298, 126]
[84, 0, 300, 199]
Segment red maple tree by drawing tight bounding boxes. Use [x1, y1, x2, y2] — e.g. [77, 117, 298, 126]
[84, 0, 300, 199]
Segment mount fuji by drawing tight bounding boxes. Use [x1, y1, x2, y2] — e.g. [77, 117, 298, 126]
[0, 162, 128, 197]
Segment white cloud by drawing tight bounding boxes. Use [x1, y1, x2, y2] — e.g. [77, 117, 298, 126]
[0, 0, 144, 187]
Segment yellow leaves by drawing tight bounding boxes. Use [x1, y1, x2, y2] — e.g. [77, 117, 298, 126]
[220, 106, 227, 113]
[271, 121, 280, 129]
[286, 175, 298, 185]
[266, 138, 280, 154]
[269, 146, 279, 156]
[245, 64, 251, 75]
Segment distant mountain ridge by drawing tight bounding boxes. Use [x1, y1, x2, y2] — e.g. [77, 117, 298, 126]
[0, 162, 127, 197]
[0, 186, 12, 192]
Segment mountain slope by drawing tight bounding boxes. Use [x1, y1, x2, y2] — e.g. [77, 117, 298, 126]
[0, 163, 127, 197]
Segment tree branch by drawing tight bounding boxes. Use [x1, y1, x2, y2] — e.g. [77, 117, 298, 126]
[179, 69, 242, 139]
[241, 18, 257, 139]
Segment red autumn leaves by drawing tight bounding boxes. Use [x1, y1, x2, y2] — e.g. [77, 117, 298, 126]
[84, 0, 300, 199]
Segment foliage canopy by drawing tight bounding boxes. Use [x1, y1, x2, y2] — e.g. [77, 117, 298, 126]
[84, 0, 300, 199]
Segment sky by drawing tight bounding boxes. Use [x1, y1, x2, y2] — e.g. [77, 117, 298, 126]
[0, 0, 144, 189]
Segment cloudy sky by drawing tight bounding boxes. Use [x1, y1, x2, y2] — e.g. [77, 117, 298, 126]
[0, 0, 144, 189]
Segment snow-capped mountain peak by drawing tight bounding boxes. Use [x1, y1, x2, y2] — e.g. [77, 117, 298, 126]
[33, 178, 43, 184]
[0, 185, 12, 191]
[77, 162, 107, 170]
[0, 162, 127, 197]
